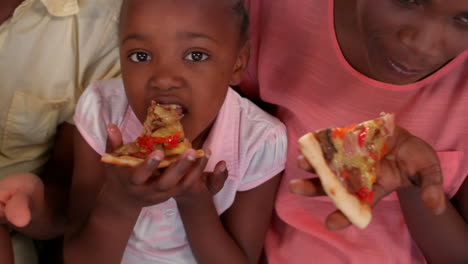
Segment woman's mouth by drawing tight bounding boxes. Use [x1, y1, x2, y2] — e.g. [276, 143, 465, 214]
[386, 58, 422, 77]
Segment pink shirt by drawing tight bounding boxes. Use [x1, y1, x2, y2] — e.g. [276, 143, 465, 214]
[74, 78, 287, 263]
[242, 0, 468, 263]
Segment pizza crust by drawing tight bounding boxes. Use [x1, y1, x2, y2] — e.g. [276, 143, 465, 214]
[298, 132, 372, 229]
[101, 150, 205, 169]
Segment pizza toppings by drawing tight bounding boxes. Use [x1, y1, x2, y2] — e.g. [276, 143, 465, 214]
[316, 114, 394, 205]
[101, 101, 201, 168]
[298, 113, 395, 228]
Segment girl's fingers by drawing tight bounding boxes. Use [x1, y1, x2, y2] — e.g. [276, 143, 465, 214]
[154, 149, 198, 191]
[289, 178, 325, 196]
[179, 150, 210, 189]
[131, 150, 165, 185]
[207, 161, 228, 195]
[106, 124, 123, 152]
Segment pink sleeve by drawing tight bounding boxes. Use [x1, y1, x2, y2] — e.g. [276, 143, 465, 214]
[73, 82, 108, 155]
[238, 123, 287, 191]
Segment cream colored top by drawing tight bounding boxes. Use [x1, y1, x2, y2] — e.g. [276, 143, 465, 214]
[0, 0, 121, 177]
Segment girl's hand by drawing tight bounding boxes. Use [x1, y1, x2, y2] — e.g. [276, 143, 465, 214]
[172, 150, 228, 205]
[289, 126, 446, 229]
[103, 125, 228, 210]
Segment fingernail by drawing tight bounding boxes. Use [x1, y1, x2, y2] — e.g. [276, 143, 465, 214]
[186, 149, 197, 161]
[107, 124, 115, 132]
[218, 162, 226, 172]
[205, 149, 211, 159]
[147, 152, 163, 170]
[298, 155, 305, 160]
[290, 179, 301, 184]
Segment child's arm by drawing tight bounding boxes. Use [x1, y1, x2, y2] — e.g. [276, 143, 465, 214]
[177, 173, 281, 264]
[0, 225, 14, 264]
[64, 126, 230, 264]
[64, 129, 147, 264]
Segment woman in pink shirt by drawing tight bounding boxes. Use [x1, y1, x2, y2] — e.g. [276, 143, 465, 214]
[241, 0, 468, 263]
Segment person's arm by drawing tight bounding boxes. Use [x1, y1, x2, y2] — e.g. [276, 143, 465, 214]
[398, 178, 468, 264]
[0, 225, 13, 264]
[177, 174, 280, 264]
[64, 125, 230, 264]
[290, 126, 468, 263]
[0, 123, 74, 240]
[63, 129, 140, 264]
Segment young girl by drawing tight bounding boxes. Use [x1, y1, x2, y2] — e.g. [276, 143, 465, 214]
[242, 0, 468, 263]
[63, 0, 286, 263]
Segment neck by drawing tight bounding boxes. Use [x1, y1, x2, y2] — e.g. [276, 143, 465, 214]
[0, 0, 24, 24]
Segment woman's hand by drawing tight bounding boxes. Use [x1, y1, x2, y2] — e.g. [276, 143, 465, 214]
[289, 126, 446, 229]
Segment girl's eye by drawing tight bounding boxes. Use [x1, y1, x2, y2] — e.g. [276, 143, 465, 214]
[184, 51, 209, 62]
[129, 52, 152, 62]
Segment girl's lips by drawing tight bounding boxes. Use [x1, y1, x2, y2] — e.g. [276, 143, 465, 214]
[386, 58, 422, 77]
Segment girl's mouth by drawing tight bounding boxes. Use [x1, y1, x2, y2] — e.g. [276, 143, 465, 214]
[160, 104, 185, 117]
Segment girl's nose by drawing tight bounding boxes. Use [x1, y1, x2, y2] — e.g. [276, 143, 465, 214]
[149, 65, 184, 90]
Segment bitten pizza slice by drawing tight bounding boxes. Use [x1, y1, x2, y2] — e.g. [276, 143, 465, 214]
[298, 113, 395, 228]
[101, 101, 204, 168]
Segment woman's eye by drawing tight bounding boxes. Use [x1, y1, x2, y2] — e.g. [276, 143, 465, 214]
[185, 51, 209, 62]
[455, 15, 468, 27]
[397, 0, 420, 5]
[129, 52, 151, 62]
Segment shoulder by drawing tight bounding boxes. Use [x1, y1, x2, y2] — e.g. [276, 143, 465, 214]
[74, 78, 127, 155]
[230, 89, 287, 187]
[74, 0, 122, 49]
[75, 78, 127, 126]
[234, 89, 287, 141]
[78, 0, 122, 20]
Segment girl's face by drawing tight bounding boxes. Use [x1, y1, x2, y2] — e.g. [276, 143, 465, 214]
[119, 0, 248, 147]
[351, 0, 468, 85]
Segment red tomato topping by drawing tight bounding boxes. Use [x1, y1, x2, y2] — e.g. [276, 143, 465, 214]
[332, 124, 356, 140]
[137, 131, 182, 152]
[356, 187, 373, 204]
[341, 169, 351, 179]
[380, 143, 388, 159]
[164, 131, 182, 149]
[358, 127, 370, 148]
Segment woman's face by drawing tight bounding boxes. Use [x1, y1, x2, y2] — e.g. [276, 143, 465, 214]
[350, 0, 468, 85]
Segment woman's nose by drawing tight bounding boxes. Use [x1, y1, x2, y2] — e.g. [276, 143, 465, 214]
[398, 21, 445, 58]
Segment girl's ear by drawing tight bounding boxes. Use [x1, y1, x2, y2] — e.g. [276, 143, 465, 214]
[229, 42, 250, 86]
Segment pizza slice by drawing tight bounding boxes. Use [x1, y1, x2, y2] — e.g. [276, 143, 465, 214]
[101, 101, 204, 168]
[298, 113, 395, 228]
